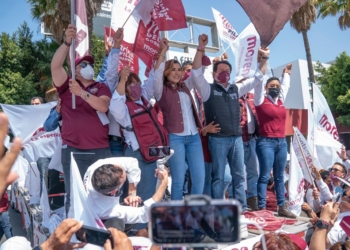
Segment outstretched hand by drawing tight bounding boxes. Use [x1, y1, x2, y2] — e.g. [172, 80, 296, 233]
[198, 34, 208, 47]
[113, 28, 124, 49]
[337, 145, 348, 161]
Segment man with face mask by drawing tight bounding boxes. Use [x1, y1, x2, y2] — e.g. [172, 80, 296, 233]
[191, 34, 269, 211]
[50, 24, 112, 216]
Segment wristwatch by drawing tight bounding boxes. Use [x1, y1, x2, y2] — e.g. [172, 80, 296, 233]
[316, 219, 329, 230]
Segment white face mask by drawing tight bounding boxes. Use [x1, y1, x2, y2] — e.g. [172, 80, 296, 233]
[80, 64, 95, 80]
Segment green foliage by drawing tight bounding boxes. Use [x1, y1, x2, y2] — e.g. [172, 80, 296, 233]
[91, 33, 105, 78]
[315, 51, 350, 125]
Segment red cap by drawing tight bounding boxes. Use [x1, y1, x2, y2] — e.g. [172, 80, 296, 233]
[75, 55, 94, 66]
[288, 234, 308, 250]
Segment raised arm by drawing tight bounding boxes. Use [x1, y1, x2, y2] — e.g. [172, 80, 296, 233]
[153, 38, 168, 101]
[279, 64, 291, 103]
[51, 25, 75, 87]
[253, 47, 270, 106]
[105, 28, 123, 93]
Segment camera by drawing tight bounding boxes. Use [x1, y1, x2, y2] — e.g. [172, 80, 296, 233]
[149, 146, 171, 157]
[75, 225, 112, 247]
[148, 195, 241, 248]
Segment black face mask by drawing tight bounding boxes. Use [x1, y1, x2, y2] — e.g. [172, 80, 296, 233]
[268, 88, 280, 98]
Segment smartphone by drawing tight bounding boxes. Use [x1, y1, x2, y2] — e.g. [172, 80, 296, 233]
[75, 225, 111, 247]
[149, 199, 241, 247]
[149, 146, 171, 157]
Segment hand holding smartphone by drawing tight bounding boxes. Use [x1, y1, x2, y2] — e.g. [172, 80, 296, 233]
[75, 225, 112, 248]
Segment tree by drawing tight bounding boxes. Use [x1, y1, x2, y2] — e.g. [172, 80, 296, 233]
[290, 0, 318, 84]
[314, 52, 350, 125]
[0, 33, 38, 104]
[91, 33, 105, 77]
[28, 0, 104, 48]
[318, 0, 350, 30]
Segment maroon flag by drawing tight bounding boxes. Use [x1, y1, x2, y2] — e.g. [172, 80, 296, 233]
[152, 0, 187, 31]
[133, 19, 160, 73]
[104, 27, 139, 75]
[75, 0, 89, 57]
[237, 0, 308, 47]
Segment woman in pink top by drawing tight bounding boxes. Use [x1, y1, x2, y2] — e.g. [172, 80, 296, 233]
[254, 64, 296, 218]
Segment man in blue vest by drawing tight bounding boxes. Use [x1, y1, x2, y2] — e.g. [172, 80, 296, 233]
[192, 34, 269, 211]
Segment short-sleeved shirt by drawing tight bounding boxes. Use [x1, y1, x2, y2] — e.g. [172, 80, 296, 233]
[56, 76, 112, 149]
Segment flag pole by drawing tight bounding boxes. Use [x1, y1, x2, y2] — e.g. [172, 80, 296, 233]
[121, 7, 136, 28]
[294, 130, 315, 186]
[71, 0, 76, 109]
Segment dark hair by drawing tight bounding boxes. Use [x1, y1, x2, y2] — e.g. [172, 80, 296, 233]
[333, 162, 347, 174]
[182, 60, 193, 70]
[91, 164, 124, 194]
[213, 60, 232, 73]
[329, 241, 350, 250]
[118, 72, 142, 100]
[163, 59, 182, 84]
[266, 77, 281, 86]
[31, 96, 44, 104]
[253, 233, 300, 250]
[321, 170, 330, 181]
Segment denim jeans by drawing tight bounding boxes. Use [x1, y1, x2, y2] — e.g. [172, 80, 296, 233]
[209, 135, 246, 211]
[244, 138, 259, 198]
[61, 146, 112, 216]
[223, 163, 232, 198]
[168, 133, 205, 200]
[109, 139, 124, 157]
[125, 146, 157, 230]
[256, 137, 287, 208]
[37, 157, 51, 196]
[0, 211, 13, 239]
[203, 162, 212, 196]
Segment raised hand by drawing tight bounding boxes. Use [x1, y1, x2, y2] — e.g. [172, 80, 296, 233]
[337, 145, 348, 161]
[65, 24, 77, 44]
[113, 28, 124, 49]
[198, 34, 208, 47]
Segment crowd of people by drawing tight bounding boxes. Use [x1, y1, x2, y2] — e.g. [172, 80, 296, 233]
[1, 23, 350, 249]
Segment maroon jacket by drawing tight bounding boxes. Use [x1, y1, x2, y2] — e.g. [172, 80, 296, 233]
[157, 82, 202, 134]
[239, 93, 258, 142]
[0, 191, 9, 213]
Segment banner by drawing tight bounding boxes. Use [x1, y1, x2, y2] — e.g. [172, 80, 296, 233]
[152, 0, 187, 31]
[104, 26, 139, 74]
[293, 127, 314, 184]
[312, 83, 341, 169]
[212, 8, 238, 45]
[75, 0, 89, 57]
[133, 0, 157, 26]
[288, 140, 304, 216]
[133, 19, 160, 70]
[1, 103, 62, 162]
[70, 153, 105, 250]
[230, 23, 260, 78]
[110, 0, 139, 44]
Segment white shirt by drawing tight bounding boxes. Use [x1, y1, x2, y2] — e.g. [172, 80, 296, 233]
[153, 62, 198, 136]
[305, 188, 322, 213]
[105, 48, 155, 138]
[254, 73, 291, 106]
[327, 211, 350, 246]
[84, 157, 155, 223]
[244, 97, 255, 134]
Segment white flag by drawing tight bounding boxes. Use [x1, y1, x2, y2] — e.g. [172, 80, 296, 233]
[230, 23, 260, 78]
[111, 0, 139, 44]
[292, 127, 314, 184]
[132, 0, 157, 26]
[69, 153, 105, 250]
[211, 8, 238, 45]
[1, 103, 62, 162]
[313, 83, 341, 169]
[288, 140, 305, 216]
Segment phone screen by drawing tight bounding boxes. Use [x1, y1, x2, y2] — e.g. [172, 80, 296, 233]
[149, 146, 170, 157]
[75, 226, 111, 247]
[150, 204, 239, 244]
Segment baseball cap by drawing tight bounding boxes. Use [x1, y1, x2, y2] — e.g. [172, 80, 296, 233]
[75, 55, 94, 66]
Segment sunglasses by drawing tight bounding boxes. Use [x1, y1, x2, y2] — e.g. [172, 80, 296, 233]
[103, 188, 123, 197]
[80, 61, 94, 68]
[330, 168, 344, 173]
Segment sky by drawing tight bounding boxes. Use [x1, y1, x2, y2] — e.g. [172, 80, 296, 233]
[0, 0, 349, 78]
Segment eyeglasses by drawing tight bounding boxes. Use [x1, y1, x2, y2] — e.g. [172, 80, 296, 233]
[330, 168, 344, 173]
[80, 62, 94, 68]
[128, 82, 141, 87]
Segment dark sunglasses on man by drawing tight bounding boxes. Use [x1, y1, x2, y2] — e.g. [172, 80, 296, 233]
[80, 61, 94, 68]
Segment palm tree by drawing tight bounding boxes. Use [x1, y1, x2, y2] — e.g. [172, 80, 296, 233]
[290, 0, 318, 84]
[318, 0, 350, 30]
[28, 0, 104, 47]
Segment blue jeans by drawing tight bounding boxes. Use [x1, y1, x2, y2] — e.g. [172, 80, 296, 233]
[256, 137, 287, 208]
[203, 162, 212, 196]
[0, 211, 13, 239]
[244, 138, 259, 198]
[125, 147, 157, 229]
[223, 163, 232, 198]
[209, 135, 246, 211]
[168, 133, 205, 200]
[109, 139, 124, 157]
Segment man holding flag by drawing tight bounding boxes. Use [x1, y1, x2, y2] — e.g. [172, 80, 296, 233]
[51, 24, 112, 216]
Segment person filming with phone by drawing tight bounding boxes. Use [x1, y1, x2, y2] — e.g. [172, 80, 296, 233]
[83, 157, 169, 234]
